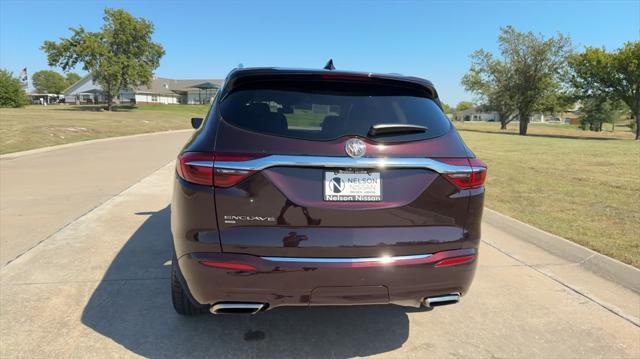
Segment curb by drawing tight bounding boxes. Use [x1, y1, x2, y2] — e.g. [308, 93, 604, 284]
[483, 208, 640, 293]
[0, 129, 194, 160]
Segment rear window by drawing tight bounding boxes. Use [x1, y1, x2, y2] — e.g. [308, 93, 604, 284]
[219, 81, 451, 142]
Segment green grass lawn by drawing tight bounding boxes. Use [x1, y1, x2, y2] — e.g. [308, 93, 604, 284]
[0, 104, 208, 154]
[456, 123, 639, 267]
[456, 120, 635, 140]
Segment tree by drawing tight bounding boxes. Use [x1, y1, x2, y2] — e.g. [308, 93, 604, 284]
[455, 101, 475, 112]
[463, 26, 572, 135]
[65, 72, 81, 87]
[462, 51, 516, 129]
[32, 70, 67, 94]
[42, 8, 164, 110]
[602, 100, 628, 132]
[440, 102, 452, 114]
[568, 42, 640, 140]
[0, 69, 28, 108]
[579, 98, 628, 132]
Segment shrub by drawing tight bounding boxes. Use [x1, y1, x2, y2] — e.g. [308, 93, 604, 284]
[0, 70, 28, 108]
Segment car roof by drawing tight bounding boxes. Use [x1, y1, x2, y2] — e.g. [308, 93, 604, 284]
[219, 67, 439, 100]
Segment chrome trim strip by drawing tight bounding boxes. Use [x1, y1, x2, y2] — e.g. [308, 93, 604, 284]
[187, 156, 474, 174]
[185, 161, 215, 167]
[261, 253, 431, 263]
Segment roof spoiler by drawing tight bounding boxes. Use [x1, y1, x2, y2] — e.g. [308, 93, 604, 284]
[219, 69, 439, 101]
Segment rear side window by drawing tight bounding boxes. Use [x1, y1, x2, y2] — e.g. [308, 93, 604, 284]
[219, 80, 451, 142]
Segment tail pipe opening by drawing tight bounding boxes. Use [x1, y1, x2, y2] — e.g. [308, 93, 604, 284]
[210, 302, 266, 315]
[423, 293, 460, 308]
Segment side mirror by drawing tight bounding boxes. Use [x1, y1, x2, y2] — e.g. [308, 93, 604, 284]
[191, 117, 203, 129]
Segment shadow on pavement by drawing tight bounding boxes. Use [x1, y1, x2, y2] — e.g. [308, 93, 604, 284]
[82, 207, 414, 358]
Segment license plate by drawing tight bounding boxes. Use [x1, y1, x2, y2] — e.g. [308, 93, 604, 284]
[324, 170, 381, 202]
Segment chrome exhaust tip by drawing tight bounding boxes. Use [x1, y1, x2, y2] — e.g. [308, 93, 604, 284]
[210, 302, 265, 315]
[423, 293, 460, 308]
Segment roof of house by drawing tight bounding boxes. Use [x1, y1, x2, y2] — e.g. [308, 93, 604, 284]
[562, 112, 580, 119]
[63, 74, 223, 96]
[458, 107, 481, 115]
[189, 82, 219, 90]
[134, 77, 223, 95]
[63, 75, 92, 95]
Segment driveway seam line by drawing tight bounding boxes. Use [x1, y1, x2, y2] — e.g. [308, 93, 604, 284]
[578, 253, 598, 264]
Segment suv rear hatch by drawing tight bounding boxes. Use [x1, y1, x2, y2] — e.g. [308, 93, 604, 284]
[210, 74, 479, 258]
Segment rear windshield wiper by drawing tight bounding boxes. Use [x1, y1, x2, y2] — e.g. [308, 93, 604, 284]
[368, 124, 428, 137]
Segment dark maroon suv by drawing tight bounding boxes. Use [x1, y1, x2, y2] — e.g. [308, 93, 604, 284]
[170, 67, 486, 315]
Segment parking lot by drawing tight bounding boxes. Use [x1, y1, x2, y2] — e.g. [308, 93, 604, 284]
[0, 133, 638, 358]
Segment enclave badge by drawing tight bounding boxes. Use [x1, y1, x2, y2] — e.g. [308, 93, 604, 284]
[224, 215, 276, 224]
[344, 138, 366, 158]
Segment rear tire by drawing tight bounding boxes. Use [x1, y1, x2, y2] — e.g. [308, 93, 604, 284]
[171, 255, 208, 315]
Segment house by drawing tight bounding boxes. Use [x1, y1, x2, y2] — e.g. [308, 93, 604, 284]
[455, 108, 500, 122]
[561, 112, 581, 125]
[455, 103, 582, 124]
[63, 75, 223, 105]
[529, 103, 582, 124]
[27, 93, 63, 104]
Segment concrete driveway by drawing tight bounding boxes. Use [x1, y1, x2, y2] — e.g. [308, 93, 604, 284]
[0, 130, 192, 266]
[0, 134, 638, 358]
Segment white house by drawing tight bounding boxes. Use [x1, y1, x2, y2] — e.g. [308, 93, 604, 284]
[63, 75, 222, 105]
[27, 93, 63, 104]
[455, 105, 581, 124]
[455, 108, 500, 122]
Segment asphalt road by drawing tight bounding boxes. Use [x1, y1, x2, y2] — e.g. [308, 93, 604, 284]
[0, 133, 638, 358]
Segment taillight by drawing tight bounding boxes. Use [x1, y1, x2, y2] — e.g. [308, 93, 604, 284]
[177, 152, 215, 186]
[213, 168, 254, 187]
[434, 255, 476, 267]
[435, 158, 487, 189]
[177, 152, 267, 187]
[199, 261, 257, 271]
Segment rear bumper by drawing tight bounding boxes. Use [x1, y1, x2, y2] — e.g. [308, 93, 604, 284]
[178, 249, 478, 310]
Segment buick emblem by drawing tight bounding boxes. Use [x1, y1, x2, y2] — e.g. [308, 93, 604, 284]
[345, 138, 366, 158]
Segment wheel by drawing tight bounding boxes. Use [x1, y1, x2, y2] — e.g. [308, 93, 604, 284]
[171, 255, 208, 315]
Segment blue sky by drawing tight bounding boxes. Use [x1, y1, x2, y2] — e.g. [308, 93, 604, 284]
[1, 0, 638, 105]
